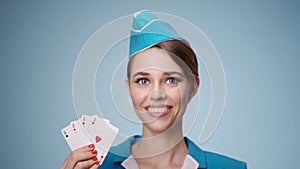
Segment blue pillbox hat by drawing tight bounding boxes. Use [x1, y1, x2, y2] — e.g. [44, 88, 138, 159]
[129, 10, 183, 57]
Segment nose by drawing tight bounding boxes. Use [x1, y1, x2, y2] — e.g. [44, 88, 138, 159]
[149, 83, 166, 101]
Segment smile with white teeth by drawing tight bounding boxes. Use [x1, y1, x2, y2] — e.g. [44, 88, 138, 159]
[148, 107, 167, 113]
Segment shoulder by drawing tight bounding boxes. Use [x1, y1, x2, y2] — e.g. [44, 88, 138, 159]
[100, 136, 247, 169]
[185, 137, 247, 169]
[98, 151, 125, 169]
[205, 151, 247, 169]
[99, 136, 138, 169]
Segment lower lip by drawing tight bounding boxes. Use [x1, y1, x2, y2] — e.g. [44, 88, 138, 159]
[146, 108, 172, 118]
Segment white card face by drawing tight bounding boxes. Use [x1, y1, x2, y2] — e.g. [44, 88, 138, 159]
[103, 119, 110, 124]
[80, 115, 111, 164]
[94, 147, 108, 165]
[80, 115, 91, 128]
[84, 115, 119, 151]
[61, 121, 91, 151]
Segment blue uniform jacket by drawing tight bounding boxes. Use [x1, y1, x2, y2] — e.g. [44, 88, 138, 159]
[99, 135, 247, 169]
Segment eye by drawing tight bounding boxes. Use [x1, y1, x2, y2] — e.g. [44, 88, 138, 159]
[135, 78, 150, 85]
[166, 77, 178, 85]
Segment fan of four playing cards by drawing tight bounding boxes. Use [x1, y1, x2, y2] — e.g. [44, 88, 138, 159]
[61, 115, 119, 165]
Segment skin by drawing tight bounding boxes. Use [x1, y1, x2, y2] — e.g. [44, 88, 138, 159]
[59, 144, 100, 169]
[60, 47, 199, 169]
[126, 48, 199, 168]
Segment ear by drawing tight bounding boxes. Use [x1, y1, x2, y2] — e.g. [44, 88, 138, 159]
[125, 78, 132, 97]
[189, 77, 200, 99]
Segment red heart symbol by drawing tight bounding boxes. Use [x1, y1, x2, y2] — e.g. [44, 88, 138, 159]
[95, 136, 102, 143]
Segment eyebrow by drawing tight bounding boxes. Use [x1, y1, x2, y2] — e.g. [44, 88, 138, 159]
[132, 72, 150, 78]
[162, 71, 184, 77]
[132, 71, 183, 79]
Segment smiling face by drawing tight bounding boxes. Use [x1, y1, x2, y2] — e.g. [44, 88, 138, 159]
[126, 47, 198, 135]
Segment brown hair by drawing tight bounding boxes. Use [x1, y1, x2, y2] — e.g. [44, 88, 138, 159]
[127, 39, 199, 81]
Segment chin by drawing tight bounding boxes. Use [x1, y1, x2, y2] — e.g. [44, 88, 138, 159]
[137, 108, 184, 134]
[143, 117, 178, 135]
[144, 123, 171, 135]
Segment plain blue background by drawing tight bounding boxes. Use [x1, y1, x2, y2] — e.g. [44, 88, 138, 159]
[1, 0, 299, 168]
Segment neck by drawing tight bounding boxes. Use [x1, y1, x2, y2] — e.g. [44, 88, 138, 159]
[132, 120, 187, 159]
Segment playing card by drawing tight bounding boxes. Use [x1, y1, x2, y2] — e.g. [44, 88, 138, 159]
[103, 118, 110, 124]
[84, 115, 119, 151]
[61, 120, 91, 151]
[80, 114, 91, 128]
[94, 146, 108, 165]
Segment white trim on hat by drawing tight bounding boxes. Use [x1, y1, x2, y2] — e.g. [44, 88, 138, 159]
[130, 19, 163, 32]
[133, 9, 150, 18]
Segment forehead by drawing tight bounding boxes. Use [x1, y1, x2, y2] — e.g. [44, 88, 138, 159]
[130, 48, 183, 73]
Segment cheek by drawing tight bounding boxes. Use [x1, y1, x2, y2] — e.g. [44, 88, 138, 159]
[166, 86, 189, 104]
[164, 87, 182, 105]
[130, 88, 149, 107]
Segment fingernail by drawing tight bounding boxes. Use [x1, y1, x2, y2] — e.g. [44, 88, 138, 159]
[92, 157, 98, 161]
[95, 161, 100, 165]
[88, 144, 94, 148]
[91, 150, 97, 154]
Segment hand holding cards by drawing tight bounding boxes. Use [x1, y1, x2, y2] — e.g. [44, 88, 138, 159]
[61, 115, 119, 165]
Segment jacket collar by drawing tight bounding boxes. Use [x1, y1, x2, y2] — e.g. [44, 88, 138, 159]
[112, 135, 207, 168]
[184, 137, 207, 168]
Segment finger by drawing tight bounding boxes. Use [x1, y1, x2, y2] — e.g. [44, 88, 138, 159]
[74, 159, 96, 169]
[72, 144, 97, 160]
[76, 143, 96, 153]
[89, 161, 100, 169]
[63, 144, 96, 169]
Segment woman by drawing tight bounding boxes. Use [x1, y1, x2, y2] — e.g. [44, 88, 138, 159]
[60, 10, 247, 169]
